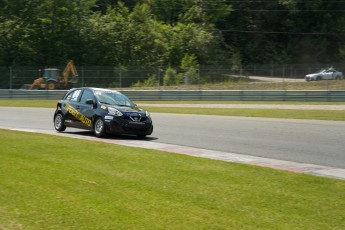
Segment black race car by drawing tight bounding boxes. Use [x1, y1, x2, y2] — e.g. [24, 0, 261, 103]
[53, 87, 153, 138]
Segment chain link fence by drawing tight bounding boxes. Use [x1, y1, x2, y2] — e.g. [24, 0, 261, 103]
[1, 64, 345, 90]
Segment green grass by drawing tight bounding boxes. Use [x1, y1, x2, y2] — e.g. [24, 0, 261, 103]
[138, 100, 345, 105]
[0, 100, 57, 108]
[1, 129, 345, 229]
[1, 100, 345, 108]
[145, 107, 345, 121]
[1, 99, 345, 121]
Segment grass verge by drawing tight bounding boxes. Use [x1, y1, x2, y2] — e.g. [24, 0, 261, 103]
[0, 100, 57, 108]
[145, 107, 345, 121]
[1, 129, 345, 229]
[137, 100, 345, 105]
[1, 100, 345, 108]
[1, 100, 345, 121]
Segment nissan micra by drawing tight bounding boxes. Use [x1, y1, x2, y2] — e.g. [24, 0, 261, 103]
[54, 87, 153, 138]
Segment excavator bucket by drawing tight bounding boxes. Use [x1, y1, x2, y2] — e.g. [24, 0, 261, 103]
[68, 75, 78, 84]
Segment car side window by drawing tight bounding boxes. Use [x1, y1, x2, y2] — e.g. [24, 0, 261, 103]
[65, 91, 74, 100]
[70, 89, 82, 102]
[80, 89, 94, 104]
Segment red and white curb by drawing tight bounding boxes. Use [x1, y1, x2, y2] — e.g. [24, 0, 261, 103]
[3, 127, 345, 180]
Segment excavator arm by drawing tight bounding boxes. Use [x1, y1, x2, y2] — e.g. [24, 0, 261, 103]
[62, 60, 78, 86]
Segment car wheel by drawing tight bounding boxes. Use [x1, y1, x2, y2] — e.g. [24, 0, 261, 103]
[316, 76, 321, 81]
[94, 117, 106, 138]
[54, 113, 66, 132]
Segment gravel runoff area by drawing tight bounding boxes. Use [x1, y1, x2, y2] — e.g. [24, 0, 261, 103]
[139, 104, 345, 110]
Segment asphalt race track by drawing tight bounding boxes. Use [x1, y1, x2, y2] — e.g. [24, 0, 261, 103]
[1, 107, 345, 171]
[152, 113, 345, 169]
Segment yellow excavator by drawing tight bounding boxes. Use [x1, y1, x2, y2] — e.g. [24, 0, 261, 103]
[26, 60, 78, 90]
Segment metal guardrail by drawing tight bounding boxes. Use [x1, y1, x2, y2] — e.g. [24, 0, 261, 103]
[0, 89, 345, 101]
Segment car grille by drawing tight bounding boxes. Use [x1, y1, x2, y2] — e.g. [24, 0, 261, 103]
[123, 112, 147, 122]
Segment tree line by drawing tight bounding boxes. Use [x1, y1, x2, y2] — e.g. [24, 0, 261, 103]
[1, 0, 345, 69]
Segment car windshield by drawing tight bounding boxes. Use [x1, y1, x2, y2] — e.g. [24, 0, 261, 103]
[94, 90, 135, 107]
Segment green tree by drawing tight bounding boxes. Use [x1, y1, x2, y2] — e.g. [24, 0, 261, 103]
[282, 0, 345, 63]
[180, 0, 232, 25]
[0, 0, 38, 65]
[180, 53, 199, 85]
[163, 66, 178, 86]
[0, 0, 96, 66]
[80, 2, 130, 66]
[223, 0, 345, 64]
[125, 2, 167, 66]
[2, 0, 345, 69]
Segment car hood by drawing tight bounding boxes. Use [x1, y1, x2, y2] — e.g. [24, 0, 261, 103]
[111, 105, 145, 113]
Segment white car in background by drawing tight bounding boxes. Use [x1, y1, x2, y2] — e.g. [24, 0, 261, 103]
[305, 67, 343, 81]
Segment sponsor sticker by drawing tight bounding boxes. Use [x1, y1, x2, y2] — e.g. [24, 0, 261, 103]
[125, 112, 139, 116]
[104, 116, 114, 120]
[65, 104, 92, 127]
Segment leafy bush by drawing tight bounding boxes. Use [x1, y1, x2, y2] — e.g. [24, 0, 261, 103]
[132, 74, 158, 87]
[163, 67, 178, 86]
[180, 54, 199, 85]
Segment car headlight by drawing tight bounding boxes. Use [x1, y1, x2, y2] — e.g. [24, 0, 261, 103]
[108, 107, 123, 116]
[145, 110, 150, 117]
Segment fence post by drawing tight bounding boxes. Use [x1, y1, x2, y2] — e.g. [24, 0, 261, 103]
[157, 66, 161, 87]
[119, 67, 122, 88]
[198, 67, 200, 90]
[81, 66, 84, 87]
[290, 65, 296, 78]
[9, 67, 12, 89]
[113, 66, 117, 88]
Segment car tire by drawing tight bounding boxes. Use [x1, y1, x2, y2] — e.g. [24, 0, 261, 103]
[316, 76, 321, 81]
[47, 80, 57, 90]
[54, 113, 66, 132]
[94, 117, 106, 138]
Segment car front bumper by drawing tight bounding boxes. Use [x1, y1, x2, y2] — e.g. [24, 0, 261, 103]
[305, 76, 316, 81]
[105, 117, 153, 136]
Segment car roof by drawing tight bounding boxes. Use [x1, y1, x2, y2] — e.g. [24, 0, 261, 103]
[69, 87, 121, 94]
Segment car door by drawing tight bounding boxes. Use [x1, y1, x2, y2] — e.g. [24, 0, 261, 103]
[329, 70, 336, 79]
[61, 89, 82, 127]
[75, 89, 97, 130]
[324, 70, 333, 80]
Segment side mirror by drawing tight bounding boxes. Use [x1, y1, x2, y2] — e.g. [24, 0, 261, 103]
[86, 99, 96, 107]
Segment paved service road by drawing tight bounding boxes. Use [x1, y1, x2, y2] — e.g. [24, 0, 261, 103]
[1, 107, 345, 169]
